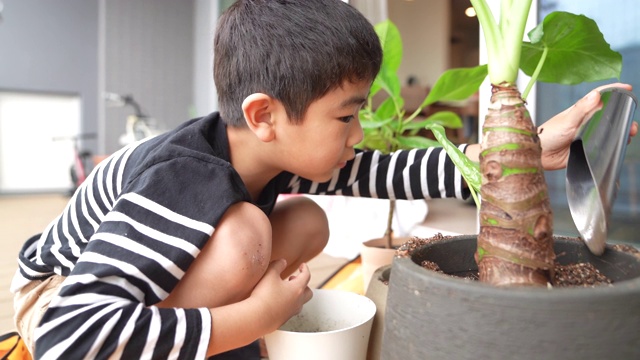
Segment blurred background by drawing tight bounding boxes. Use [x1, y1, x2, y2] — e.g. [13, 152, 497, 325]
[0, 0, 638, 246]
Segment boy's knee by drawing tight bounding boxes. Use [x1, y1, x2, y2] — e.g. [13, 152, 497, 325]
[217, 202, 273, 274]
[293, 197, 329, 229]
[162, 202, 273, 308]
[272, 196, 330, 252]
[303, 200, 330, 250]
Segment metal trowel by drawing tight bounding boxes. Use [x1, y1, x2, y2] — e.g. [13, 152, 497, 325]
[566, 87, 637, 255]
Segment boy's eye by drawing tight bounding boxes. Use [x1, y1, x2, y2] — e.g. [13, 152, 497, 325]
[338, 115, 355, 123]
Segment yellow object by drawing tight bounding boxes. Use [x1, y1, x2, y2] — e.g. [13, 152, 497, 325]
[0, 332, 32, 360]
[319, 255, 365, 295]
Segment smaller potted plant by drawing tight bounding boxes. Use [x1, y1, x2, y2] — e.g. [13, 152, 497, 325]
[358, 19, 467, 291]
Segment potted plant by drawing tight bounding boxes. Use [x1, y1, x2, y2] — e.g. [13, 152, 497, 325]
[380, 1, 640, 359]
[358, 19, 465, 291]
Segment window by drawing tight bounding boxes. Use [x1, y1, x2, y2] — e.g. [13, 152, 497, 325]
[536, 0, 640, 246]
[0, 91, 81, 193]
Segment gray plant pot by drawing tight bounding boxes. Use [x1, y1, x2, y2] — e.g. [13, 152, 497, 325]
[382, 235, 640, 360]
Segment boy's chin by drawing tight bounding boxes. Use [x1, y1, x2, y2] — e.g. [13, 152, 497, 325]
[307, 172, 335, 183]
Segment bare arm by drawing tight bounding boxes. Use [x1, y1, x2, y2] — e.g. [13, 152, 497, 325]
[207, 260, 312, 356]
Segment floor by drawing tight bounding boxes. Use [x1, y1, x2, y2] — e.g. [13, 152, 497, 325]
[0, 193, 478, 334]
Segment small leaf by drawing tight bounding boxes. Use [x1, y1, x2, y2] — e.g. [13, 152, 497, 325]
[375, 20, 402, 74]
[428, 111, 463, 129]
[409, 111, 463, 130]
[422, 65, 488, 107]
[373, 97, 398, 121]
[425, 124, 481, 192]
[520, 11, 622, 85]
[358, 131, 392, 153]
[396, 136, 442, 150]
[360, 117, 393, 130]
[374, 66, 402, 101]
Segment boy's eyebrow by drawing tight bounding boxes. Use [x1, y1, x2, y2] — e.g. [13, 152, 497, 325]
[340, 94, 368, 108]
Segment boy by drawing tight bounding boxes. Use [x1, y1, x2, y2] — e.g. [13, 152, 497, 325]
[11, 0, 636, 359]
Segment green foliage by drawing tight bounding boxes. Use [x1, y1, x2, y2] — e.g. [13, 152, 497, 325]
[520, 11, 622, 85]
[358, 20, 462, 155]
[358, 20, 466, 247]
[422, 65, 488, 108]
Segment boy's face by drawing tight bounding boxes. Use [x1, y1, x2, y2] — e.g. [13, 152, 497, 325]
[277, 80, 370, 182]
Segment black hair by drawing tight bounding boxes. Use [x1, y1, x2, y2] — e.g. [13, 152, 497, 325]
[213, 0, 382, 126]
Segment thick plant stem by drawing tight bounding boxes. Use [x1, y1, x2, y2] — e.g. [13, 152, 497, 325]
[476, 85, 555, 286]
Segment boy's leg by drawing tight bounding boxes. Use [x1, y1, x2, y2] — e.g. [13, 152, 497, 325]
[13, 274, 65, 354]
[269, 196, 329, 277]
[158, 201, 273, 309]
[158, 196, 328, 307]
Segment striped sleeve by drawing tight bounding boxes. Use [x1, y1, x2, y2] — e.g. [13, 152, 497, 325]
[286, 146, 470, 200]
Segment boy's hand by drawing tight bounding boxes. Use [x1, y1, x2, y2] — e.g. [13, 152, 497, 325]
[251, 259, 313, 333]
[538, 83, 638, 170]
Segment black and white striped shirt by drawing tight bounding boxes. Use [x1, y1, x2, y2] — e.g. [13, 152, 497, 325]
[12, 112, 468, 359]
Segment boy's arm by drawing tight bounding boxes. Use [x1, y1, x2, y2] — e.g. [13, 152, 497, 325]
[285, 81, 638, 201]
[206, 260, 312, 356]
[464, 144, 481, 163]
[286, 146, 471, 200]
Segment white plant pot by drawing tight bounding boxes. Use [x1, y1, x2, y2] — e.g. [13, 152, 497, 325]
[361, 237, 408, 292]
[264, 289, 377, 360]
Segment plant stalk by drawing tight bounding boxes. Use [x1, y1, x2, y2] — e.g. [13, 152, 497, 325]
[384, 199, 395, 249]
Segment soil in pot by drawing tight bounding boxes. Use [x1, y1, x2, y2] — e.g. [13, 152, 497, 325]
[382, 234, 640, 360]
[396, 234, 632, 287]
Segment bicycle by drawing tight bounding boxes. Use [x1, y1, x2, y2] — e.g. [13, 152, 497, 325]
[52, 133, 96, 194]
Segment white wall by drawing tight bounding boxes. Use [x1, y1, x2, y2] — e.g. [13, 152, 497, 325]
[388, 0, 450, 87]
[192, 0, 219, 117]
[102, 0, 195, 154]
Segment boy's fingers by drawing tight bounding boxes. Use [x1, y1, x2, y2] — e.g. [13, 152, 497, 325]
[593, 82, 632, 93]
[628, 122, 638, 144]
[574, 84, 633, 127]
[288, 263, 311, 284]
[303, 286, 313, 303]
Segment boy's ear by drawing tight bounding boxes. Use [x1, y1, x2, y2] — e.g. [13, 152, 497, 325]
[241, 93, 278, 142]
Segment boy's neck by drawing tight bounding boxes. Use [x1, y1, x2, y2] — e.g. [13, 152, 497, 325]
[226, 125, 280, 201]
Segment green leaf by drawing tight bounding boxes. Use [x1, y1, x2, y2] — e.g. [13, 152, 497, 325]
[422, 65, 488, 108]
[373, 96, 398, 121]
[375, 20, 402, 74]
[359, 116, 393, 130]
[425, 124, 481, 192]
[371, 20, 403, 96]
[373, 65, 402, 102]
[396, 136, 442, 150]
[359, 132, 395, 153]
[402, 111, 462, 132]
[520, 11, 622, 85]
